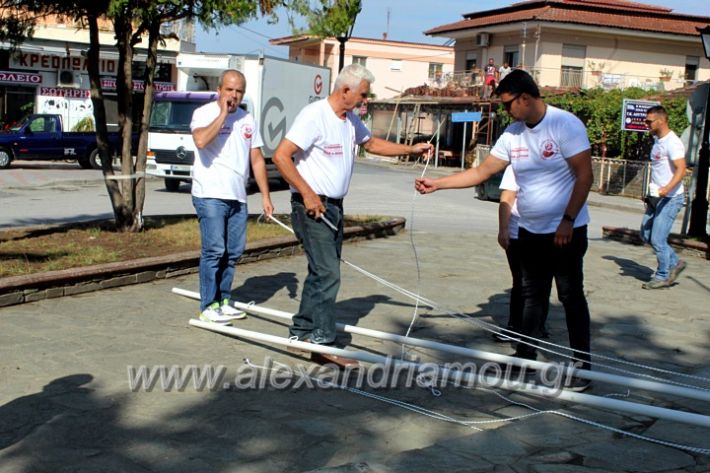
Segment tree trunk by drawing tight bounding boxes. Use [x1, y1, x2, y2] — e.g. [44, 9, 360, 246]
[115, 12, 141, 232]
[134, 19, 161, 221]
[87, 14, 129, 226]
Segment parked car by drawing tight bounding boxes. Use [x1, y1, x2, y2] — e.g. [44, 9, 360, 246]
[0, 114, 130, 170]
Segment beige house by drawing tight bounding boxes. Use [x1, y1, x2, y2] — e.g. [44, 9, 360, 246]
[426, 0, 710, 91]
[269, 35, 454, 99]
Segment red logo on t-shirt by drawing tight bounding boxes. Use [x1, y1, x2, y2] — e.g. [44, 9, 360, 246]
[241, 124, 253, 140]
[541, 139, 559, 159]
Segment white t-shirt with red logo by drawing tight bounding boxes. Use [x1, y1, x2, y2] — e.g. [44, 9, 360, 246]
[286, 98, 372, 199]
[490, 105, 591, 234]
[499, 165, 520, 239]
[190, 101, 263, 202]
[650, 131, 685, 198]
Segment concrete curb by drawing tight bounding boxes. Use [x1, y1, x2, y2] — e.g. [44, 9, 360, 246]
[602, 225, 709, 260]
[587, 199, 641, 214]
[0, 216, 406, 308]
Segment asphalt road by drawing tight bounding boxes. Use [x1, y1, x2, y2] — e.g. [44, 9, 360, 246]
[0, 158, 643, 237]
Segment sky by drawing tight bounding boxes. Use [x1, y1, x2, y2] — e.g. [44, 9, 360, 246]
[195, 0, 709, 57]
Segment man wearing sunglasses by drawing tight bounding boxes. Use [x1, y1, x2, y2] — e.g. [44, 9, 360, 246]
[639, 106, 687, 289]
[415, 69, 593, 391]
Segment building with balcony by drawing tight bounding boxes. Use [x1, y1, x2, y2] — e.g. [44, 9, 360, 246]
[425, 0, 710, 91]
[269, 35, 454, 99]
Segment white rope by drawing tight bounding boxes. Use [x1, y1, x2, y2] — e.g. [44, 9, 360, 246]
[476, 387, 710, 455]
[104, 171, 147, 180]
[242, 358, 710, 455]
[264, 218, 710, 389]
[400, 157, 431, 359]
[242, 358, 482, 431]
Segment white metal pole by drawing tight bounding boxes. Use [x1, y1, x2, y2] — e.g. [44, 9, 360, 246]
[189, 318, 710, 428]
[461, 110, 468, 170]
[173, 288, 710, 403]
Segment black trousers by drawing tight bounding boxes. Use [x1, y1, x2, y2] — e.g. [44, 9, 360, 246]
[505, 238, 549, 331]
[516, 225, 591, 370]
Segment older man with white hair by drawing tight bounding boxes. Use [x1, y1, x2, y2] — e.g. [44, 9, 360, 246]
[273, 64, 432, 362]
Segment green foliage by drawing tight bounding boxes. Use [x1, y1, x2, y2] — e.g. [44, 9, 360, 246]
[494, 87, 690, 159]
[294, 0, 361, 38]
[72, 116, 96, 132]
[541, 88, 689, 159]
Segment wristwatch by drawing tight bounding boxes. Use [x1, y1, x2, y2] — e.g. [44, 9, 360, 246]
[562, 214, 575, 223]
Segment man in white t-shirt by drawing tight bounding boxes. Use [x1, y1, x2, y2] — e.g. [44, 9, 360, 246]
[499, 62, 512, 81]
[416, 69, 594, 391]
[273, 64, 432, 363]
[191, 69, 273, 324]
[640, 105, 687, 289]
[495, 166, 549, 343]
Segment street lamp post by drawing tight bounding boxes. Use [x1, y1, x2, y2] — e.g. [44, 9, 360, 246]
[337, 21, 356, 73]
[688, 26, 710, 237]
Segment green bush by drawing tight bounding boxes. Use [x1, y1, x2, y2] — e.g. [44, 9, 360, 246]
[71, 116, 95, 132]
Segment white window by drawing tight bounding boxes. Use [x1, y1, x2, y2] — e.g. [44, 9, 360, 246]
[685, 56, 699, 82]
[352, 56, 367, 67]
[390, 59, 402, 71]
[428, 63, 443, 79]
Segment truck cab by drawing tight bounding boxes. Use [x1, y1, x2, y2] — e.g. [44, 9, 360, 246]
[146, 92, 220, 191]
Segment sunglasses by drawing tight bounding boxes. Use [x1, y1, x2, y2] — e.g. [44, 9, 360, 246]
[501, 93, 521, 110]
[644, 118, 657, 125]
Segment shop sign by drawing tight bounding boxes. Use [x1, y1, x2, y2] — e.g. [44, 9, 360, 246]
[40, 87, 91, 98]
[100, 78, 175, 92]
[622, 99, 661, 132]
[0, 70, 42, 84]
[12, 53, 117, 74]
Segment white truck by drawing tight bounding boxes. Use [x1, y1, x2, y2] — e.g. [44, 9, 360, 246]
[147, 53, 331, 191]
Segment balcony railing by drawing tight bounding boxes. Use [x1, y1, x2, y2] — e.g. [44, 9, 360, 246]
[423, 67, 689, 92]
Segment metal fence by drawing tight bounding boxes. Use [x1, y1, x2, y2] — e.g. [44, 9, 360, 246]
[593, 157, 649, 198]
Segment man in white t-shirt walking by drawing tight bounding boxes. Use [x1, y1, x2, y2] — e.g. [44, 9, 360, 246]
[416, 69, 594, 391]
[191, 69, 273, 323]
[640, 105, 687, 289]
[273, 64, 432, 362]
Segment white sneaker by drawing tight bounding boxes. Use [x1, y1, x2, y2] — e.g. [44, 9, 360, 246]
[199, 304, 239, 324]
[220, 299, 246, 320]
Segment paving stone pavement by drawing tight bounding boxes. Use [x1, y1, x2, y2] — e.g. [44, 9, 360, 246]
[1, 231, 709, 473]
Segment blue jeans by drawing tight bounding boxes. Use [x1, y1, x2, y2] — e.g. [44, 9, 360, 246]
[192, 197, 248, 311]
[289, 199, 344, 345]
[640, 193, 684, 281]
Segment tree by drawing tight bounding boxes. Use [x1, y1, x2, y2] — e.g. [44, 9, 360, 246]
[296, 0, 362, 71]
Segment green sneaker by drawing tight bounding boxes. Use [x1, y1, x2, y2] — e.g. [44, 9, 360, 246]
[199, 302, 235, 324]
[642, 279, 670, 290]
[219, 299, 246, 319]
